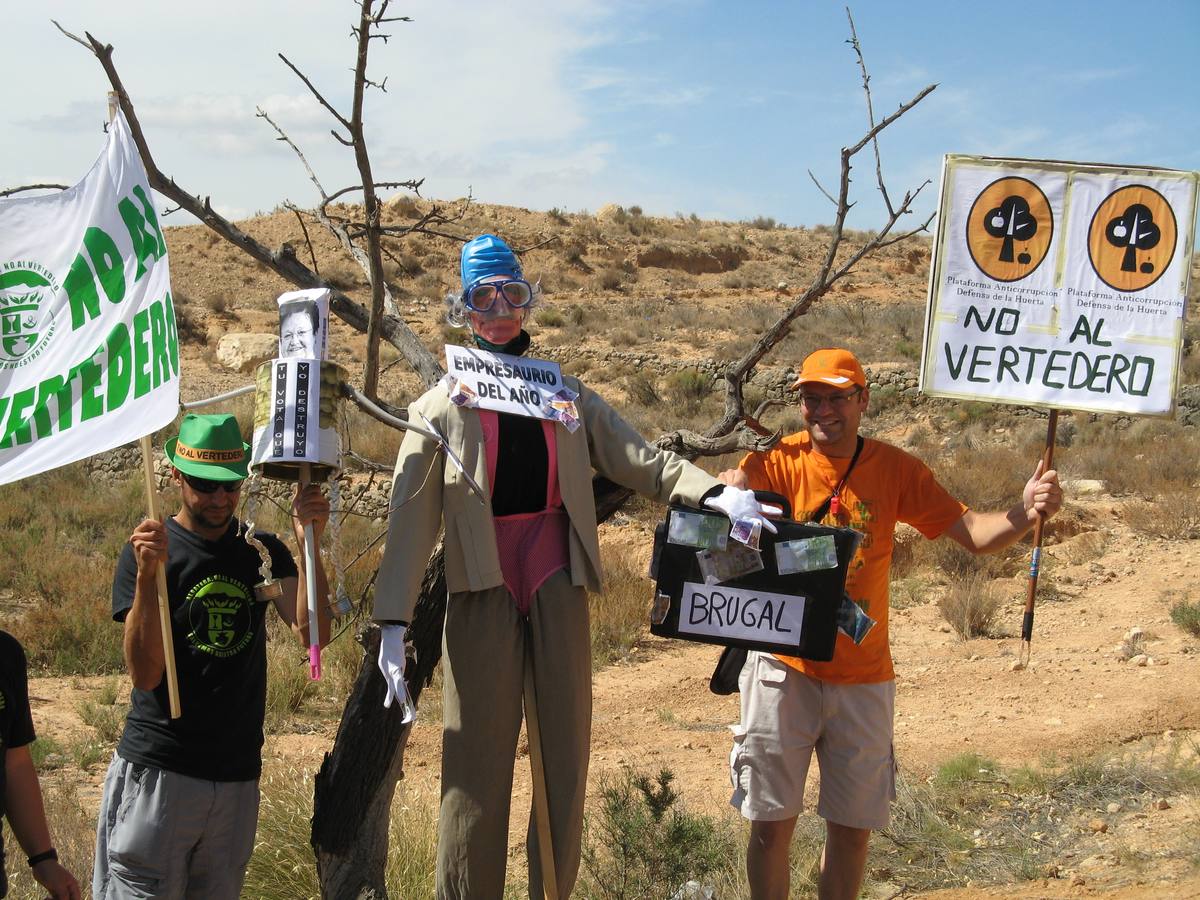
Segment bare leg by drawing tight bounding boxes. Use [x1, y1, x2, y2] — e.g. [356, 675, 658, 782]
[817, 820, 871, 900]
[747, 816, 797, 900]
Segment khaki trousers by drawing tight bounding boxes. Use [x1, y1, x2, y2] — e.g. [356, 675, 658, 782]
[438, 568, 592, 900]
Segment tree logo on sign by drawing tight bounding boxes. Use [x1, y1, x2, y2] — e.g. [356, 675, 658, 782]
[966, 177, 1054, 282]
[1088, 185, 1177, 293]
[0, 264, 59, 368]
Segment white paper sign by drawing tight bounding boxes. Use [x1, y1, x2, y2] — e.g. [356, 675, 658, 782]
[678, 581, 807, 644]
[277, 288, 329, 361]
[443, 344, 570, 419]
[921, 155, 1197, 417]
[250, 358, 342, 475]
[0, 110, 179, 485]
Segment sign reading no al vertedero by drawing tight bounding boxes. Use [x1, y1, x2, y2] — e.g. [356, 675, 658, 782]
[0, 110, 180, 484]
[920, 155, 1198, 416]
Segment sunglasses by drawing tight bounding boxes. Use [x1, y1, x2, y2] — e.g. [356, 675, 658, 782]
[182, 472, 244, 494]
[463, 279, 534, 313]
[798, 387, 863, 410]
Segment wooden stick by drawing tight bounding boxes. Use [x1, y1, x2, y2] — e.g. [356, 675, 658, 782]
[1018, 409, 1059, 669]
[300, 462, 322, 680]
[119, 78, 180, 720]
[140, 436, 181, 718]
[522, 622, 559, 900]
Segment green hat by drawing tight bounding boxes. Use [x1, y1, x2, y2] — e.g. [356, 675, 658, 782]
[164, 413, 250, 480]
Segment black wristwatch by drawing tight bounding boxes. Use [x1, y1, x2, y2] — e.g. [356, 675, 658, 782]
[27, 847, 58, 867]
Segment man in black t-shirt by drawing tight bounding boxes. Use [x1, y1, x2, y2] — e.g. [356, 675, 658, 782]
[92, 413, 331, 900]
[1, 631, 81, 899]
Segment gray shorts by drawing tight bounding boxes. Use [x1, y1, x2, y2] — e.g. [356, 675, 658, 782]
[92, 753, 259, 900]
[729, 652, 896, 830]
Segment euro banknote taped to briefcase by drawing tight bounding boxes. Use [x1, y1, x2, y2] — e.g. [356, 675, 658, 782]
[648, 494, 860, 661]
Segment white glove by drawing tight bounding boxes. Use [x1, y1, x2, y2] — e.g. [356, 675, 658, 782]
[377, 624, 416, 723]
[704, 486, 781, 534]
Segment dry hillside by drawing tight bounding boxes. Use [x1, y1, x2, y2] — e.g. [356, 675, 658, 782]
[10, 200, 1200, 899]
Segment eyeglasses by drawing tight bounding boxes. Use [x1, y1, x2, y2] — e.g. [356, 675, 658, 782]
[463, 279, 534, 312]
[182, 472, 244, 494]
[798, 387, 863, 410]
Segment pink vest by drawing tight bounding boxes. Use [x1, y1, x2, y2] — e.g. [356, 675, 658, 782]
[479, 410, 570, 614]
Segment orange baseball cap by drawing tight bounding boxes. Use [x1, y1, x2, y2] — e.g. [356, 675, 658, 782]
[791, 348, 866, 390]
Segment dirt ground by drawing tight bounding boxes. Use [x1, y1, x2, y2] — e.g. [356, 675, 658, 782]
[22, 204, 1200, 896]
[31, 494, 1200, 897]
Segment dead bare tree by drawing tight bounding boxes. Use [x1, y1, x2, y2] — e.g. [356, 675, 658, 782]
[271, 0, 446, 400]
[43, 5, 934, 897]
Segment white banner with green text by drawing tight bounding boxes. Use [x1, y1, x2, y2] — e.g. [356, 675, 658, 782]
[0, 109, 179, 484]
[920, 156, 1197, 417]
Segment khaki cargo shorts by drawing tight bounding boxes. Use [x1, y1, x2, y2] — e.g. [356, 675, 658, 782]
[728, 652, 896, 830]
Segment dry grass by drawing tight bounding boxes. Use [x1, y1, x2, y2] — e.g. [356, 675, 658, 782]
[1061, 418, 1200, 499]
[2, 462, 145, 674]
[244, 766, 441, 900]
[589, 554, 652, 668]
[2, 771, 97, 898]
[265, 612, 371, 734]
[1123, 497, 1200, 540]
[937, 572, 1004, 638]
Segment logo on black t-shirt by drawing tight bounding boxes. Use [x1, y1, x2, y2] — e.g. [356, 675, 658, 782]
[185, 575, 254, 657]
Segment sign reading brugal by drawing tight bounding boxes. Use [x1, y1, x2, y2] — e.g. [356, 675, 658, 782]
[679, 581, 807, 645]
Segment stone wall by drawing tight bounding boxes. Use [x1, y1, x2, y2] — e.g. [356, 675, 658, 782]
[535, 344, 1200, 426]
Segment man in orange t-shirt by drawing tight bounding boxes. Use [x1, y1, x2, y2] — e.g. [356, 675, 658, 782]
[719, 348, 1062, 900]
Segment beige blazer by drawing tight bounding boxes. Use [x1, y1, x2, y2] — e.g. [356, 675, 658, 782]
[373, 376, 720, 623]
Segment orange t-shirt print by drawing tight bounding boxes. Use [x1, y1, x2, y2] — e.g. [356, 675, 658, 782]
[739, 432, 966, 684]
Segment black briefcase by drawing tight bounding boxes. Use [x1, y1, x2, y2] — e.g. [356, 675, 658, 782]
[647, 492, 858, 662]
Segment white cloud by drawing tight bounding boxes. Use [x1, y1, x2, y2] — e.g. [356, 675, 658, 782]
[211, 203, 251, 221]
[632, 86, 710, 107]
[1058, 66, 1136, 85]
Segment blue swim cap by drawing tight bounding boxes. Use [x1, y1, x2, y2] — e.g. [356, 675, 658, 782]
[460, 234, 522, 292]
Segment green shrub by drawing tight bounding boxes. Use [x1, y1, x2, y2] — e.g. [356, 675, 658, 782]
[625, 372, 660, 407]
[667, 370, 710, 407]
[30, 734, 67, 770]
[538, 307, 565, 327]
[1170, 597, 1200, 638]
[579, 767, 734, 900]
[78, 696, 128, 744]
[935, 752, 999, 788]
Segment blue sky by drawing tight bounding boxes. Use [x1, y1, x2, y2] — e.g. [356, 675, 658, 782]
[4, 1, 1198, 230]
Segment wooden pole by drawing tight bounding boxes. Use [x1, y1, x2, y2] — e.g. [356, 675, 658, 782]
[300, 463, 322, 680]
[140, 436, 181, 718]
[1018, 409, 1059, 669]
[522, 621, 559, 900]
[117, 83, 180, 719]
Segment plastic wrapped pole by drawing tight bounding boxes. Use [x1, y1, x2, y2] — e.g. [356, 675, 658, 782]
[301, 462, 322, 680]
